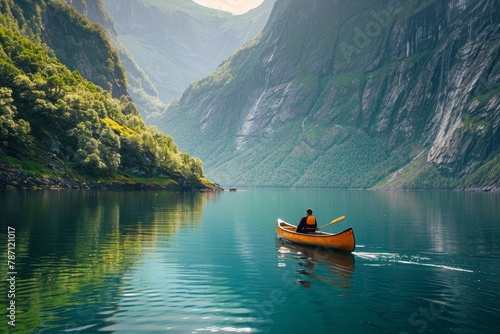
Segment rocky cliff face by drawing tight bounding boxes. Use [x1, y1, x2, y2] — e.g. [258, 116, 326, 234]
[152, 0, 500, 190]
[42, 1, 128, 98]
[103, 0, 276, 106]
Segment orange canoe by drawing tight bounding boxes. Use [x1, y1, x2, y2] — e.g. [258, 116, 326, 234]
[276, 219, 355, 252]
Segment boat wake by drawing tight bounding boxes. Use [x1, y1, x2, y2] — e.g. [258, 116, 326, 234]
[353, 252, 473, 273]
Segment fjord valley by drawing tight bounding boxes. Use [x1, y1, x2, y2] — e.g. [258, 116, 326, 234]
[0, 0, 217, 190]
[152, 0, 500, 191]
[1, 0, 498, 191]
[1, 2, 500, 334]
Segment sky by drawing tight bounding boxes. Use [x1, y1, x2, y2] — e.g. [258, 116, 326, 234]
[192, 0, 265, 15]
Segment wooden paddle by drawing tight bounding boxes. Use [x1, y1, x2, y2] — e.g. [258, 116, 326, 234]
[317, 215, 346, 230]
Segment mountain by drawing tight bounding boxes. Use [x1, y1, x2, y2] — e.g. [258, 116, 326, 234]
[64, 0, 166, 122]
[102, 0, 276, 110]
[7, 0, 129, 99]
[151, 0, 500, 191]
[0, 0, 218, 191]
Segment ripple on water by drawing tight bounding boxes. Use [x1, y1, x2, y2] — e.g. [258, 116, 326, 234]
[95, 261, 264, 333]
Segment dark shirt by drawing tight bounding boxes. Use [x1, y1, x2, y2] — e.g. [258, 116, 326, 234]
[296, 215, 317, 233]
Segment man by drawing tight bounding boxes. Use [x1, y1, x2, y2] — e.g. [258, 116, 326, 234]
[296, 208, 317, 233]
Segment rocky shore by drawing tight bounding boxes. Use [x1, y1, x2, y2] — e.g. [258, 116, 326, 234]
[0, 162, 222, 192]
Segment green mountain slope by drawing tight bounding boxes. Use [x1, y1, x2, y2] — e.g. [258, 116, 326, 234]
[152, 0, 500, 191]
[0, 0, 218, 190]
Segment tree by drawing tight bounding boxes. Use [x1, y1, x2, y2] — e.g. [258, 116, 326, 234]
[0, 87, 30, 148]
[98, 126, 121, 171]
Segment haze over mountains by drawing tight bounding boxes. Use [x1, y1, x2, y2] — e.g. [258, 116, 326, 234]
[102, 0, 276, 109]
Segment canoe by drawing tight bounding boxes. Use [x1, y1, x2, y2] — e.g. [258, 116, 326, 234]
[276, 219, 355, 252]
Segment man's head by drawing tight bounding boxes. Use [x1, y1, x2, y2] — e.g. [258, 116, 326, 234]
[307, 208, 313, 215]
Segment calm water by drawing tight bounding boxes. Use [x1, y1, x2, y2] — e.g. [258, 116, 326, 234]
[0, 189, 499, 333]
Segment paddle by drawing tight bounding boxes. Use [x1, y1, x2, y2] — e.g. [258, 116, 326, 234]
[317, 215, 346, 230]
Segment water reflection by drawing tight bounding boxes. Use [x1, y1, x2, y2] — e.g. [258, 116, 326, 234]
[276, 240, 354, 291]
[0, 190, 217, 333]
[346, 190, 500, 256]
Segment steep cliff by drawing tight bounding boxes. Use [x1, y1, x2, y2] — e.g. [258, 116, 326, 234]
[152, 0, 500, 190]
[103, 0, 276, 106]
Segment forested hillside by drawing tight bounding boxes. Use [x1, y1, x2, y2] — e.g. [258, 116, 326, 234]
[0, 0, 218, 190]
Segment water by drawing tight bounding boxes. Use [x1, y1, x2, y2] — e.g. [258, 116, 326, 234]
[0, 189, 499, 333]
